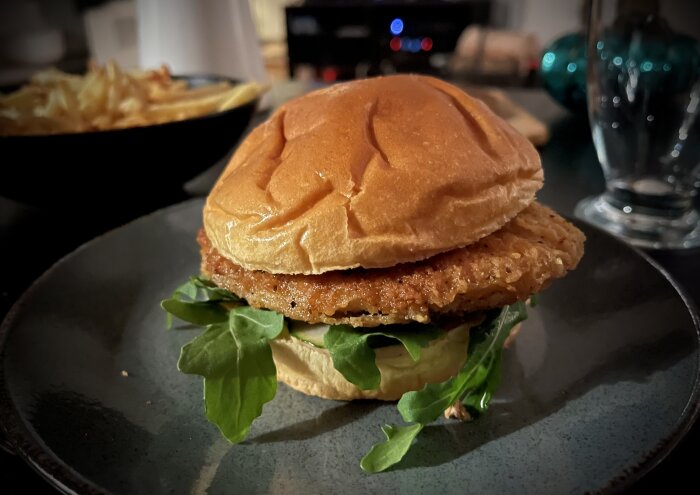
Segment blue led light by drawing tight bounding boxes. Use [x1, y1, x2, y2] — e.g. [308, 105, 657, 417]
[390, 18, 404, 35]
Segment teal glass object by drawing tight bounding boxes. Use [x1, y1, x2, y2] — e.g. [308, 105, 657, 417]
[540, 32, 588, 113]
[595, 29, 700, 97]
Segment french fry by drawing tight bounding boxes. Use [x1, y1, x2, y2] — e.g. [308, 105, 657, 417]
[219, 83, 266, 111]
[0, 61, 265, 136]
[0, 87, 44, 113]
[149, 81, 231, 103]
[143, 90, 234, 122]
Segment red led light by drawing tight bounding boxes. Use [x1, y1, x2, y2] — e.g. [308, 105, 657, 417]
[321, 67, 337, 82]
[421, 37, 433, 51]
[390, 36, 402, 52]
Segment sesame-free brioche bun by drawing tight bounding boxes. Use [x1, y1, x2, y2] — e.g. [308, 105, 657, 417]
[271, 321, 487, 401]
[204, 75, 543, 275]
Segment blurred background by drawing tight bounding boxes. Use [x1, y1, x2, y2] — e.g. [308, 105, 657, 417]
[3, 0, 698, 109]
[0, 0, 594, 89]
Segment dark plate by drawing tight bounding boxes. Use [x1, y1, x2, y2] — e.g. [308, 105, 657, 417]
[0, 76, 257, 207]
[1, 199, 699, 494]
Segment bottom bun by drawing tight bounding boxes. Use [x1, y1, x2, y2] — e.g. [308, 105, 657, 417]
[271, 322, 478, 401]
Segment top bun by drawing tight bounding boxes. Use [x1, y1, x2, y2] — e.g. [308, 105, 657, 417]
[204, 75, 543, 275]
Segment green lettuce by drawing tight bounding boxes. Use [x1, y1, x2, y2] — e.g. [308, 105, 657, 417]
[462, 350, 503, 415]
[359, 424, 424, 473]
[162, 276, 240, 327]
[162, 280, 283, 443]
[360, 302, 527, 472]
[323, 324, 444, 390]
[163, 276, 530, 471]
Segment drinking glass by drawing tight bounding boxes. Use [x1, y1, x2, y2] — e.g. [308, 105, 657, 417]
[575, 0, 700, 249]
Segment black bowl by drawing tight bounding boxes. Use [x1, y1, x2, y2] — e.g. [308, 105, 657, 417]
[0, 75, 258, 209]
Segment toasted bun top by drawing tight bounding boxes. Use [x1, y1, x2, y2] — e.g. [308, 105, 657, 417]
[204, 75, 543, 274]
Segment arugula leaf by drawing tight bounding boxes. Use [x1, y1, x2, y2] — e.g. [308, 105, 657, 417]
[529, 293, 539, 307]
[230, 306, 286, 342]
[360, 424, 423, 473]
[398, 302, 527, 424]
[178, 323, 235, 377]
[462, 350, 502, 415]
[460, 354, 493, 393]
[378, 326, 444, 361]
[324, 324, 444, 390]
[189, 277, 241, 302]
[161, 299, 229, 326]
[324, 326, 380, 390]
[361, 303, 528, 472]
[177, 306, 284, 443]
[161, 276, 240, 328]
[173, 279, 198, 300]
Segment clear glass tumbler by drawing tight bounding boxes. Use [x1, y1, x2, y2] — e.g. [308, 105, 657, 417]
[575, 0, 700, 249]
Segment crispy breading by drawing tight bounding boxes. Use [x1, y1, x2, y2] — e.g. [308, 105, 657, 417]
[200, 202, 584, 327]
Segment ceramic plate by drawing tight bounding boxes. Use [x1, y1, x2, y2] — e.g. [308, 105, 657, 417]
[1, 199, 699, 494]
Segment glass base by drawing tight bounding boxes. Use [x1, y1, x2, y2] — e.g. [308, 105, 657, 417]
[575, 195, 700, 250]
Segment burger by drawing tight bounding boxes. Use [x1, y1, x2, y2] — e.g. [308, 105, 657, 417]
[161, 75, 585, 472]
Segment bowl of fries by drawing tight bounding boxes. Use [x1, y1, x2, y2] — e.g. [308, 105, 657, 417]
[0, 62, 264, 207]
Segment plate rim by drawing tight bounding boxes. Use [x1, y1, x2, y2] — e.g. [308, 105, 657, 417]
[590, 231, 700, 492]
[0, 200, 200, 495]
[0, 198, 699, 495]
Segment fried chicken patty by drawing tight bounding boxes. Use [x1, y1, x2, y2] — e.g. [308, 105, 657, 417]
[200, 202, 584, 327]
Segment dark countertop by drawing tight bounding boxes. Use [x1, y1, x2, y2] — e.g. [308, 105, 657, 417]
[1, 84, 698, 493]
